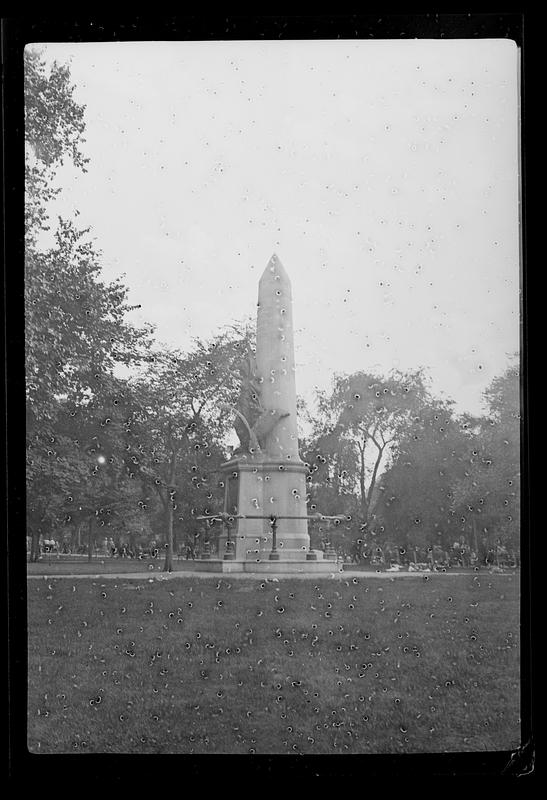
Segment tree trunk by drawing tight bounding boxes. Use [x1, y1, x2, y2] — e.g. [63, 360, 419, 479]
[358, 442, 367, 520]
[173, 524, 178, 560]
[87, 517, 94, 562]
[30, 506, 51, 562]
[366, 443, 385, 525]
[163, 448, 177, 573]
[333, 446, 341, 496]
[164, 499, 174, 573]
[70, 523, 78, 553]
[30, 528, 41, 562]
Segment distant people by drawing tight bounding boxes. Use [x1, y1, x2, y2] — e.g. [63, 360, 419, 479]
[432, 545, 448, 570]
[351, 541, 362, 564]
[373, 546, 384, 565]
[496, 542, 508, 568]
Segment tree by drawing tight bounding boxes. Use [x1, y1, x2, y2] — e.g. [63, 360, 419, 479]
[450, 360, 521, 558]
[25, 46, 88, 242]
[376, 401, 470, 556]
[63, 375, 157, 559]
[26, 372, 152, 561]
[309, 370, 430, 529]
[300, 412, 360, 553]
[125, 326, 254, 571]
[26, 220, 152, 415]
[299, 369, 435, 559]
[24, 48, 153, 558]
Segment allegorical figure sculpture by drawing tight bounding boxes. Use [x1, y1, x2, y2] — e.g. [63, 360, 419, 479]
[227, 347, 289, 458]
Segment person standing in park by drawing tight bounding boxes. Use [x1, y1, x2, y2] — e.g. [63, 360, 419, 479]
[185, 540, 195, 560]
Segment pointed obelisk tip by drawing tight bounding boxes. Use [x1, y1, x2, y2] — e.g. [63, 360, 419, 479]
[260, 252, 289, 283]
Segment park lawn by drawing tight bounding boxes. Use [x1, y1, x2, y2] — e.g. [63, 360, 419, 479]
[27, 573, 520, 755]
[27, 558, 173, 576]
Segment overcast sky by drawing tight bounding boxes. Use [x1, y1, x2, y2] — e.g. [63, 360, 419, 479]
[32, 39, 521, 417]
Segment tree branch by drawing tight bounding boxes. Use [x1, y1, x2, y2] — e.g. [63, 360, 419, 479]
[370, 432, 382, 450]
[366, 443, 385, 508]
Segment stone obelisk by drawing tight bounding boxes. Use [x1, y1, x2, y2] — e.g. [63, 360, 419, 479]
[256, 254, 301, 461]
[220, 254, 310, 562]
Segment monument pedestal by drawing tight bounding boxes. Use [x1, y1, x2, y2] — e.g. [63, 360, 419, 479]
[219, 456, 311, 562]
[174, 558, 340, 574]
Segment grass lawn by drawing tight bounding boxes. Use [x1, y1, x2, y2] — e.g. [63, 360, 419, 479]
[27, 573, 520, 754]
[27, 557, 174, 576]
[25, 558, 482, 576]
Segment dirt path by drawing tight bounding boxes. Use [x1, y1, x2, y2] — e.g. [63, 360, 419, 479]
[26, 569, 514, 581]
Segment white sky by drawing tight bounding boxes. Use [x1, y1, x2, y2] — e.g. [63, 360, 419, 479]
[32, 39, 521, 417]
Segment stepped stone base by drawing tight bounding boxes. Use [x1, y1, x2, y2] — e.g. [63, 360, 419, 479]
[175, 559, 342, 574]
